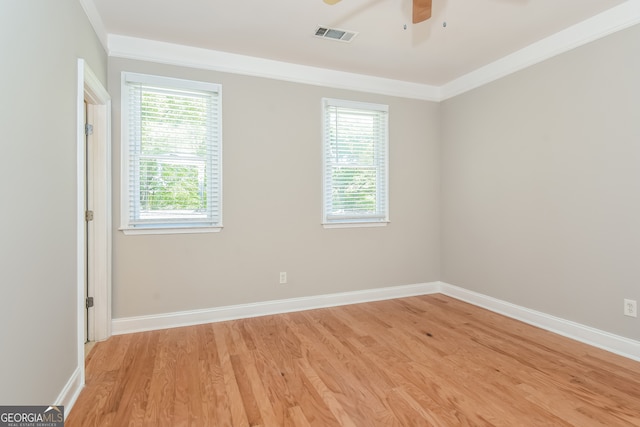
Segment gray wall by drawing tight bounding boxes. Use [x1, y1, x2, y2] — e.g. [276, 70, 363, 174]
[109, 58, 441, 318]
[0, 0, 106, 404]
[441, 24, 640, 340]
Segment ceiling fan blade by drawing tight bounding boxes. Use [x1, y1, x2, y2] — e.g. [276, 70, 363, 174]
[412, 0, 432, 24]
[323, 0, 342, 4]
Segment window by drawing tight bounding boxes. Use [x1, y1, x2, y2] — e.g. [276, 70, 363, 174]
[121, 72, 222, 234]
[322, 98, 389, 227]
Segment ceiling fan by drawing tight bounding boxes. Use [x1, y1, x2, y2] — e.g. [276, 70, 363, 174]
[323, 0, 432, 24]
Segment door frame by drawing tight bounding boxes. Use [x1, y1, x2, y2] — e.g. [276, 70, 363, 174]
[76, 59, 112, 381]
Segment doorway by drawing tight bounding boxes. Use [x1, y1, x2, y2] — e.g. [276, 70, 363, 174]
[77, 59, 112, 382]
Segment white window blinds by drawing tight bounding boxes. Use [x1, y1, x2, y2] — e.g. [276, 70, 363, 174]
[122, 73, 222, 232]
[322, 98, 389, 225]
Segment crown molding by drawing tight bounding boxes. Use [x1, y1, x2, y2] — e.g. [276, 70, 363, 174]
[82, 0, 640, 101]
[77, 0, 108, 51]
[108, 35, 442, 102]
[440, 1, 640, 100]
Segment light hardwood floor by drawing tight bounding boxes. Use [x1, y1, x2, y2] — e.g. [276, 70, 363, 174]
[67, 295, 640, 426]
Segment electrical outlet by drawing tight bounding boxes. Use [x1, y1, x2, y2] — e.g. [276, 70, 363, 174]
[279, 272, 287, 284]
[624, 299, 637, 318]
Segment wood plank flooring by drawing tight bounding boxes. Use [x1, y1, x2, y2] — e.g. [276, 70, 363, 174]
[66, 295, 640, 426]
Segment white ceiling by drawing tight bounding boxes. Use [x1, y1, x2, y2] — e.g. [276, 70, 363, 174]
[89, 0, 634, 90]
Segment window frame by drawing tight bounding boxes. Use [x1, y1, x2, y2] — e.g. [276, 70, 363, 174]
[322, 98, 390, 228]
[120, 72, 223, 235]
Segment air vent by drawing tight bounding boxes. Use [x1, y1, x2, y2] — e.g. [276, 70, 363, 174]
[314, 26, 358, 43]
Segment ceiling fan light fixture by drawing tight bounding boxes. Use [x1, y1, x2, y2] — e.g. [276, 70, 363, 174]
[412, 0, 433, 24]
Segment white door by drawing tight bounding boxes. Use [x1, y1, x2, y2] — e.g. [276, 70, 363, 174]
[84, 99, 94, 343]
[77, 59, 112, 371]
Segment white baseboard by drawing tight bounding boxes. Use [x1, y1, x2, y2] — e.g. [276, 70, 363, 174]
[440, 282, 640, 362]
[112, 282, 441, 335]
[110, 280, 639, 362]
[56, 366, 83, 418]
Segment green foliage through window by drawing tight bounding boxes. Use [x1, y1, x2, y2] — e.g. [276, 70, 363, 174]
[323, 99, 388, 224]
[123, 73, 222, 228]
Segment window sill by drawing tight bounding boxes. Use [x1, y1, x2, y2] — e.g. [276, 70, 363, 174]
[322, 221, 389, 229]
[120, 226, 223, 236]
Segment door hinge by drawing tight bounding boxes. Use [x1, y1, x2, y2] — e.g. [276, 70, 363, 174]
[85, 123, 94, 136]
[86, 297, 94, 309]
[85, 210, 94, 222]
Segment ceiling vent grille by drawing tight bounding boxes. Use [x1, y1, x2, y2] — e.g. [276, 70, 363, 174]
[314, 26, 358, 43]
